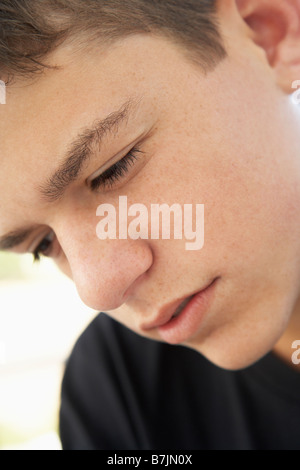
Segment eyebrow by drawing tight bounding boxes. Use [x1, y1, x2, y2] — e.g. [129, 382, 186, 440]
[0, 97, 140, 251]
[0, 227, 36, 251]
[38, 96, 139, 203]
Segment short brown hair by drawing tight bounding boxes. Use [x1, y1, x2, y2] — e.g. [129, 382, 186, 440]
[0, 0, 227, 83]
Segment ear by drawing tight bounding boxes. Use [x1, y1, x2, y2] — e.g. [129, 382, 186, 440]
[235, 0, 300, 93]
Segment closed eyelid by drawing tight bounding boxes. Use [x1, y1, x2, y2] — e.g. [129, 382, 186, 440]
[28, 230, 55, 253]
[38, 97, 143, 204]
[89, 147, 143, 193]
[87, 149, 126, 183]
[87, 134, 147, 184]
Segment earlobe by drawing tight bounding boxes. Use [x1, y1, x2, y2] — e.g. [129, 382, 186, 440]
[235, 0, 300, 93]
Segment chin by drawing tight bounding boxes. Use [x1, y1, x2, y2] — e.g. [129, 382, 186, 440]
[185, 291, 297, 371]
[203, 351, 268, 371]
[186, 325, 288, 371]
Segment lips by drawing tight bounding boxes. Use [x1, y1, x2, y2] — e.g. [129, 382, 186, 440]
[141, 278, 217, 331]
[172, 296, 193, 318]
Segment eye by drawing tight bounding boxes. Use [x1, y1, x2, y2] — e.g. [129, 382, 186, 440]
[90, 146, 143, 192]
[32, 231, 55, 263]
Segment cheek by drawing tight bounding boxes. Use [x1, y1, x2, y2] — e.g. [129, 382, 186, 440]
[55, 253, 73, 279]
[188, 102, 300, 279]
[202, 158, 299, 282]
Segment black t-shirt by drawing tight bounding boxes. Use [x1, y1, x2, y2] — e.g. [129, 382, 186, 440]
[59, 313, 300, 450]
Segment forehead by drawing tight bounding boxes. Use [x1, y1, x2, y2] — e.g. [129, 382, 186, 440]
[0, 33, 215, 187]
[0, 34, 191, 160]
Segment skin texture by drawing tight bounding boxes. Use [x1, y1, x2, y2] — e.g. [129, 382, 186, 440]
[1, 0, 300, 370]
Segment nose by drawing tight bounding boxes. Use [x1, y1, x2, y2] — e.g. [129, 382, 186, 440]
[56, 216, 153, 312]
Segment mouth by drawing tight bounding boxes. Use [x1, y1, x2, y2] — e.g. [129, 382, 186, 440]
[141, 277, 219, 335]
[171, 295, 194, 319]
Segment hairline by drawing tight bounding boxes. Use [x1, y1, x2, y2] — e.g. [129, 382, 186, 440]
[3, 25, 227, 86]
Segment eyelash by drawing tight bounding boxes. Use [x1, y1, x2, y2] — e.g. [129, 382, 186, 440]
[33, 232, 55, 263]
[90, 146, 143, 192]
[32, 146, 143, 262]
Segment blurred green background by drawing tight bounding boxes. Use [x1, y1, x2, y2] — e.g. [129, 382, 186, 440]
[0, 252, 28, 279]
[0, 252, 96, 450]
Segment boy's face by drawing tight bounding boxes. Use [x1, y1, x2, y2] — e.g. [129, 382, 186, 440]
[1, 4, 300, 370]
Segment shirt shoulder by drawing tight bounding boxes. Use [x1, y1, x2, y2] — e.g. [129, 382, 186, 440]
[59, 313, 300, 450]
[59, 313, 214, 450]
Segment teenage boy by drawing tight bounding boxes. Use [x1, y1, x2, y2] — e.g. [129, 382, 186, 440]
[1, 0, 300, 450]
